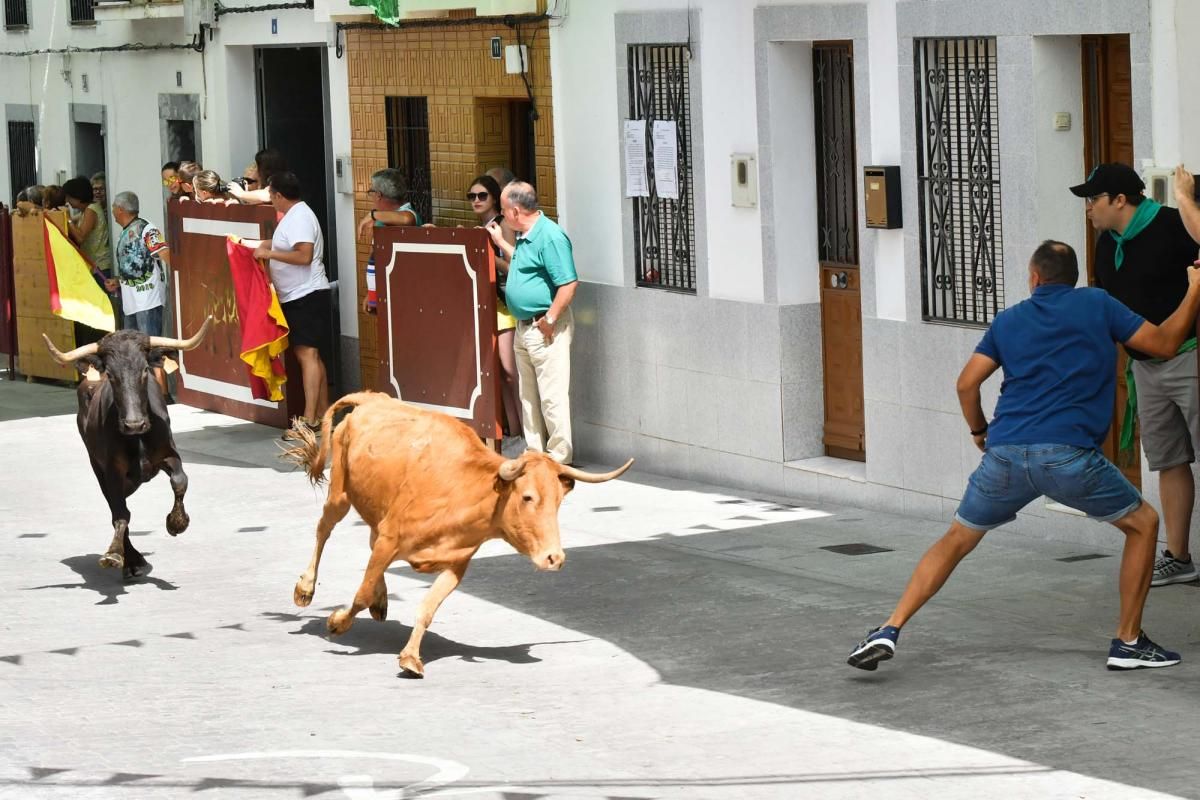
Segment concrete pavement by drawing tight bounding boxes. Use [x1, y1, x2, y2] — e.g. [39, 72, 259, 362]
[1, 378, 1199, 799]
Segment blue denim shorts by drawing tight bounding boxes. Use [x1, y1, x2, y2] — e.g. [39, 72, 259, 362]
[955, 444, 1142, 531]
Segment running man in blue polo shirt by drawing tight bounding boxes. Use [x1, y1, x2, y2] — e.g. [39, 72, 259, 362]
[849, 241, 1200, 672]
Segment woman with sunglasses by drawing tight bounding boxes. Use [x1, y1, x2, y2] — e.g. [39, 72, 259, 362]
[466, 173, 523, 455]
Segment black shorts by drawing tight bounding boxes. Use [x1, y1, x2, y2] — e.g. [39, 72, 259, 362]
[281, 289, 332, 358]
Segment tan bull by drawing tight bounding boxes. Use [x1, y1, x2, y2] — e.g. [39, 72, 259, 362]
[282, 391, 632, 677]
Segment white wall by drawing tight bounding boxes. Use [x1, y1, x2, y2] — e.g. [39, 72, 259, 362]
[1031, 36, 1086, 272]
[0, 4, 357, 335]
[765, 40, 819, 306]
[550, 0, 790, 302]
[1177, 0, 1200, 169]
[867, 0, 906, 320]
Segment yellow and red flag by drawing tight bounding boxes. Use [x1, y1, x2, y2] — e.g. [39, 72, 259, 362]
[43, 217, 114, 332]
[226, 236, 289, 401]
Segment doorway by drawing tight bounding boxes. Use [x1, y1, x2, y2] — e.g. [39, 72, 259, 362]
[475, 99, 536, 186]
[255, 46, 335, 278]
[812, 41, 865, 461]
[255, 45, 339, 391]
[1081, 33, 1138, 487]
[73, 122, 105, 181]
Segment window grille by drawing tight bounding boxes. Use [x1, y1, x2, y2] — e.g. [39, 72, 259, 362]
[69, 0, 95, 25]
[914, 37, 1005, 325]
[384, 97, 432, 225]
[628, 44, 697, 293]
[4, 0, 29, 29]
[7, 121, 37, 204]
[813, 43, 858, 266]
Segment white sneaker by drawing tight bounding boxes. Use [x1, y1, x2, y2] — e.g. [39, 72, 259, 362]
[1151, 550, 1199, 586]
[500, 435, 527, 459]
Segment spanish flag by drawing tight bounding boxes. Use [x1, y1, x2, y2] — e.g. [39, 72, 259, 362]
[226, 236, 289, 401]
[43, 217, 115, 332]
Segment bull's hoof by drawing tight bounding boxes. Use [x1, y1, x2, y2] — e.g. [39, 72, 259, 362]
[294, 581, 314, 608]
[368, 595, 388, 621]
[166, 509, 190, 536]
[327, 608, 354, 636]
[98, 552, 125, 570]
[123, 560, 153, 580]
[398, 652, 424, 678]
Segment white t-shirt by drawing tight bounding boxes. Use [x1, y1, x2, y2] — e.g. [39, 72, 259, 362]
[117, 219, 169, 315]
[269, 201, 330, 303]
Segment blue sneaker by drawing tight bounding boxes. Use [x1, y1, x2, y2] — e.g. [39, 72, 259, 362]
[1106, 632, 1181, 670]
[848, 625, 900, 670]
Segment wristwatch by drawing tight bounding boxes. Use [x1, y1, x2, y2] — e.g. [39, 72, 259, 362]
[544, 313, 557, 327]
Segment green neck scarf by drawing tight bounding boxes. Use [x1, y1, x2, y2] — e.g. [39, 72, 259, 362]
[1109, 198, 1162, 270]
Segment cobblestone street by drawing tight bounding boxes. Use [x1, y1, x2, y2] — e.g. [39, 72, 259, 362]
[2, 380, 1198, 799]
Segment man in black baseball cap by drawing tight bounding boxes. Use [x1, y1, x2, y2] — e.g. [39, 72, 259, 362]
[1073, 162, 1200, 589]
[1069, 162, 1147, 201]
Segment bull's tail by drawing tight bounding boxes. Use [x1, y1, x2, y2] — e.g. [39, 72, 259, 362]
[278, 392, 388, 486]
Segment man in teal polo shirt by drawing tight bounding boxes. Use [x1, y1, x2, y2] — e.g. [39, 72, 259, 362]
[486, 181, 578, 463]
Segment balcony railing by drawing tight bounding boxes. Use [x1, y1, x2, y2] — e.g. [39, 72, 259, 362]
[69, 0, 95, 24]
[4, 0, 30, 29]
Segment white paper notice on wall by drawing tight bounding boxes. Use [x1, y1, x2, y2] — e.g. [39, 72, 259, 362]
[652, 120, 679, 200]
[624, 120, 649, 197]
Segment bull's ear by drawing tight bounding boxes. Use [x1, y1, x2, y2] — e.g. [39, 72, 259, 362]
[146, 347, 178, 369]
[559, 475, 576, 494]
[75, 354, 103, 379]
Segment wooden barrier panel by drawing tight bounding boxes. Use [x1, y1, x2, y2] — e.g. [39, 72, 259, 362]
[0, 208, 15, 369]
[167, 199, 303, 427]
[374, 226, 501, 440]
[12, 210, 76, 382]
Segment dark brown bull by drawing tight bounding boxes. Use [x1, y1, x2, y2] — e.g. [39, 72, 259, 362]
[43, 318, 212, 578]
[282, 391, 633, 677]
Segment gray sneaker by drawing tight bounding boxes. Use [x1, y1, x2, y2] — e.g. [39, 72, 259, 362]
[1151, 549, 1199, 587]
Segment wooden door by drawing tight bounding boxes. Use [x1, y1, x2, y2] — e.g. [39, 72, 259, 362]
[1082, 34, 1139, 487]
[813, 42, 865, 460]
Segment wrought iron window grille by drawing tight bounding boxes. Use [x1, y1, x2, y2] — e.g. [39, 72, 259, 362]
[813, 43, 858, 267]
[384, 96, 432, 225]
[4, 0, 29, 29]
[914, 36, 1005, 326]
[69, 0, 96, 25]
[628, 43, 697, 293]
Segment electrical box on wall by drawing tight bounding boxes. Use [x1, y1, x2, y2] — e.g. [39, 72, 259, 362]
[334, 154, 353, 195]
[505, 44, 528, 74]
[731, 153, 757, 208]
[864, 165, 902, 229]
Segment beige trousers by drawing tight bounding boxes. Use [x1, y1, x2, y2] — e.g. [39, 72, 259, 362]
[514, 307, 574, 463]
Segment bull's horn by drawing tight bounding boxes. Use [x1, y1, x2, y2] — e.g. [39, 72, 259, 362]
[148, 316, 214, 351]
[42, 334, 99, 365]
[498, 458, 526, 482]
[558, 458, 634, 484]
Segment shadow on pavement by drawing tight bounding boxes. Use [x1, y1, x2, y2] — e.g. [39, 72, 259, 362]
[0, 378, 78, 422]
[365, 528, 1196, 798]
[262, 611, 583, 675]
[22, 555, 177, 605]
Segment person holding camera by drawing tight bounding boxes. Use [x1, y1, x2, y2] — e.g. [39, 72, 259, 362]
[1070, 163, 1200, 587]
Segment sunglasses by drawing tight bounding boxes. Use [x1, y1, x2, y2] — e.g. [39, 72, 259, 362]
[243, 177, 259, 186]
[466, 191, 489, 201]
[161, 176, 180, 187]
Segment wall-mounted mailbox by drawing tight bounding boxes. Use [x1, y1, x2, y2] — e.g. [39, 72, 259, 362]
[864, 165, 902, 229]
